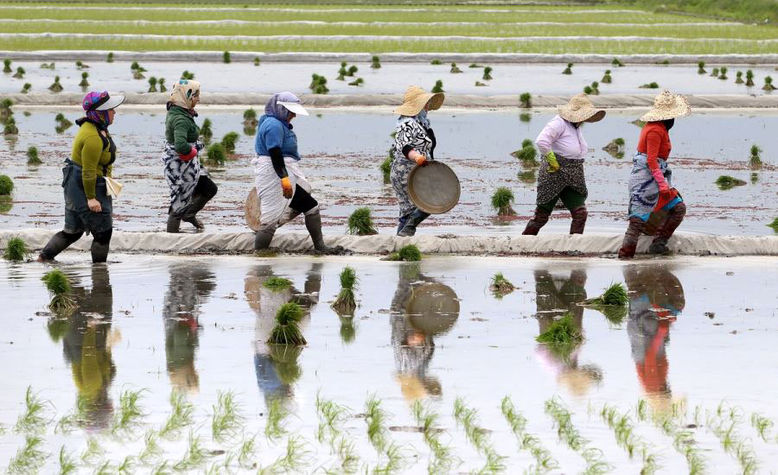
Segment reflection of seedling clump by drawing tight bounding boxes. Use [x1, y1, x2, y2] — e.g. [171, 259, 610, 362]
[602, 137, 626, 158]
[347, 207, 378, 235]
[206, 143, 226, 165]
[332, 266, 358, 316]
[4, 237, 28, 262]
[268, 302, 307, 346]
[749, 145, 762, 170]
[520, 92, 532, 108]
[469, 63, 482, 68]
[639, 82, 659, 89]
[48, 76, 63, 92]
[199, 118, 213, 144]
[371, 55, 381, 69]
[263, 276, 292, 291]
[42, 269, 76, 315]
[716, 175, 747, 190]
[519, 112, 531, 122]
[309, 74, 329, 94]
[27, 146, 41, 165]
[536, 313, 583, 347]
[601, 70, 612, 83]
[0, 175, 14, 195]
[431, 80, 444, 93]
[697, 61, 706, 74]
[492, 187, 516, 216]
[562, 63, 573, 75]
[490, 272, 515, 298]
[221, 132, 239, 155]
[386, 244, 422, 262]
[482, 66, 493, 80]
[450, 63, 462, 74]
[585, 283, 628, 324]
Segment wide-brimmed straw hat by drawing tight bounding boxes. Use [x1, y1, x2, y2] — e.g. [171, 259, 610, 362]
[558, 93, 605, 123]
[394, 85, 444, 116]
[640, 90, 691, 122]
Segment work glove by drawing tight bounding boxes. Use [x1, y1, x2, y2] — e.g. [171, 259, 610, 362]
[281, 177, 293, 199]
[544, 151, 560, 173]
[408, 150, 427, 166]
[179, 146, 197, 162]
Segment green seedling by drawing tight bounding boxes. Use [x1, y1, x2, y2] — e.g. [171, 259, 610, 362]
[371, 55, 381, 69]
[735, 71, 744, 84]
[719, 66, 728, 80]
[263, 276, 292, 291]
[536, 313, 583, 350]
[332, 266, 358, 316]
[381, 153, 392, 183]
[386, 244, 422, 262]
[55, 113, 73, 129]
[763, 76, 775, 91]
[711, 67, 719, 78]
[139, 430, 163, 464]
[512, 141, 539, 168]
[584, 283, 629, 324]
[4, 117, 18, 135]
[159, 391, 194, 439]
[4, 236, 28, 262]
[13, 66, 25, 79]
[206, 143, 226, 165]
[7, 435, 47, 474]
[639, 82, 659, 89]
[767, 218, 778, 233]
[174, 432, 209, 471]
[412, 400, 459, 473]
[26, 145, 41, 165]
[475, 81, 487, 87]
[21, 83, 31, 93]
[562, 62, 573, 75]
[348, 77, 364, 86]
[365, 394, 388, 452]
[337, 62, 347, 80]
[112, 388, 146, 435]
[347, 65, 358, 76]
[602, 138, 626, 158]
[42, 270, 77, 315]
[749, 145, 762, 170]
[431, 80, 444, 93]
[491, 186, 516, 216]
[158, 77, 167, 92]
[518, 170, 537, 184]
[430, 59, 441, 65]
[309, 74, 329, 94]
[237, 434, 258, 468]
[520, 92, 532, 108]
[223, 51, 231, 63]
[697, 61, 706, 74]
[612, 58, 624, 67]
[106, 52, 114, 63]
[746, 70, 755, 86]
[221, 131, 239, 154]
[501, 396, 559, 471]
[469, 63, 482, 68]
[147, 76, 158, 92]
[243, 108, 258, 127]
[520, 112, 531, 122]
[40, 62, 55, 70]
[601, 69, 612, 83]
[450, 62, 462, 73]
[0, 174, 13, 195]
[78, 71, 89, 88]
[14, 387, 49, 434]
[3, 58, 12, 73]
[265, 398, 288, 440]
[211, 391, 243, 442]
[81, 437, 104, 465]
[180, 69, 194, 80]
[58, 445, 77, 475]
[490, 272, 515, 298]
[254, 57, 261, 66]
[348, 207, 378, 235]
[482, 66, 493, 80]
[268, 302, 306, 345]
[716, 175, 747, 190]
[200, 118, 213, 144]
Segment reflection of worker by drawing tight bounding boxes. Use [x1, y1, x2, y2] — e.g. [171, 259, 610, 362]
[162, 263, 215, 394]
[534, 268, 602, 397]
[60, 265, 115, 430]
[390, 263, 459, 401]
[625, 265, 685, 414]
[245, 264, 321, 405]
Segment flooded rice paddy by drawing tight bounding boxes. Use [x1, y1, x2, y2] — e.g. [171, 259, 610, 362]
[1, 108, 776, 236]
[1, 254, 778, 473]
[2, 61, 778, 97]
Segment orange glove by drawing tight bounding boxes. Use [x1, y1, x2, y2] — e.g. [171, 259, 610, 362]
[409, 150, 427, 166]
[280, 177, 293, 199]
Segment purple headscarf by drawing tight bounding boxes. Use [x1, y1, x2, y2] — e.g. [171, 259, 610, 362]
[82, 91, 111, 128]
[264, 91, 301, 122]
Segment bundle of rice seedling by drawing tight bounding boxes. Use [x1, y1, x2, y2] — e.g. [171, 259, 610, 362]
[309, 74, 329, 94]
[41, 269, 76, 315]
[331, 267, 358, 315]
[26, 146, 41, 165]
[13, 67, 24, 79]
[562, 63, 573, 75]
[536, 314, 583, 352]
[715, 175, 746, 190]
[491, 187, 515, 216]
[482, 66, 493, 80]
[450, 63, 462, 74]
[583, 283, 629, 324]
[347, 207, 378, 235]
[268, 302, 306, 346]
[511, 140, 538, 168]
[380, 154, 392, 184]
[206, 143, 226, 165]
[199, 119, 213, 144]
[263, 277, 292, 291]
[490, 273, 515, 298]
[0, 175, 13, 195]
[385, 244, 422, 262]
[768, 218, 778, 233]
[221, 132, 239, 155]
[601, 70, 612, 84]
[431, 80, 444, 93]
[4, 237, 28, 262]
[697, 61, 706, 74]
[519, 92, 532, 108]
[48, 76, 63, 93]
[371, 56, 381, 69]
[147, 77, 158, 93]
[749, 145, 762, 170]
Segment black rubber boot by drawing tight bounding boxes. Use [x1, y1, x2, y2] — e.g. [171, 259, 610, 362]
[91, 241, 110, 263]
[254, 223, 277, 251]
[166, 214, 181, 233]
[648, 238, 671, 255]
[522, 208, 551, 235]
[305, 210, 345, 254]
[618, 217, 645, 259]
[38, 231, 83, 261]
[181, 195, 210, 232]
[569, 206, 588, 235]
[397, 209, 430, 237]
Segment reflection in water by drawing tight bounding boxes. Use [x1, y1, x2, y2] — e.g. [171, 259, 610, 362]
[162, 263, 216, 395]
[534, 269, 603, 397]
[47, 265, 115, 430]
[245, 264, 321, 406]
[391, 263, 459, 402]
[625, 265, 685, 414]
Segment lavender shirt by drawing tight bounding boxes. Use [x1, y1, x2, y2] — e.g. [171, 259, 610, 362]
[535, 115, 588, 160]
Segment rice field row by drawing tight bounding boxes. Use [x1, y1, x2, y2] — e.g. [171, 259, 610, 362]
[3, 386, 776, 473]
[2, 35, 776, 54]
[2, 19, 776, 40]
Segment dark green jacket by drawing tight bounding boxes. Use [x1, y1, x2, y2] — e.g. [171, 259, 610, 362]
[165, 105, 199, 155]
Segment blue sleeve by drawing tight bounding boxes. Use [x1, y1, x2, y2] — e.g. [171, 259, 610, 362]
[254, 119, 284, 156]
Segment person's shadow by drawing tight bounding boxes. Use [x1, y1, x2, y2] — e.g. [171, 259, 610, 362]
[390, 263, 459, 402]
[245, 263, 321, 406]
[624, 264, 685, 415]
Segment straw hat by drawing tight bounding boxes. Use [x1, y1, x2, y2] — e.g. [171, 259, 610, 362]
[558, 93, 605, 123]
[640, 90, 691, 122]
[394, 85, 444, 116]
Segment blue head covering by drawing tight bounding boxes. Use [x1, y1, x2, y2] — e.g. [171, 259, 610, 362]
[265, 91, 302, 122]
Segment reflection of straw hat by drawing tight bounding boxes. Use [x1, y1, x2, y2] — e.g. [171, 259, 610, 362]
[640, 90, 691, 122]
[394, 85, 444, 116]
[558, 93, 605, 123]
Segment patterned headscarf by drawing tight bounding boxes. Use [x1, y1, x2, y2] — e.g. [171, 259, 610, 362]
[264, 91, 300, 122]
[82, 91, 111, 128]
[169, 79, 201, 111]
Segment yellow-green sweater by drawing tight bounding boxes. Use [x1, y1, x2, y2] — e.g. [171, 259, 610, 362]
[71, 120, 114, 199]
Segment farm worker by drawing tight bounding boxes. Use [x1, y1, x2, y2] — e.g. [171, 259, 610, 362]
[392, 85, 444, 236]
[251, 92, 344, 254]
[618, 90, 690, 258]
[523, 93, 605, 235]
[38, 91, 124, 263]
[162, 79, 218, 233]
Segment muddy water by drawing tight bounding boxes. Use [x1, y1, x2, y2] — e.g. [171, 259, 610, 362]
[1, 255, 778, 472]
[2, 60, 778, 96]
[1, 108, 776, 236]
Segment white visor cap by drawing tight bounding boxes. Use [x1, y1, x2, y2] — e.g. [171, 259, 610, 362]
[278, 101, 309, 116]
[95, 94, 126, 111]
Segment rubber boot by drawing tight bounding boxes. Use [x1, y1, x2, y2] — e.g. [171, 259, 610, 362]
[38, 231, 83, 261]
[91, 241, 110, 263]
[166, 214, 181, 233]
[569, 206, 588, 235]
[648, 238, 670, 255]
[305, 210, 345, 255]
[254, 223, 277, 251]
[618, 217, 645, 259]
[651, 202, 686, 254]
[397, 208, 430, 237]
[522, 208, 551, 235]
[181, 193, 210, 232]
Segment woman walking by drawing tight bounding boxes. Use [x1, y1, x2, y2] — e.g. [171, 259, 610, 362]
[252, 92, 342, 254]
[38, 91, 124, 263]
[618, 90, 689, 258]
[523, 94, 605, 235]
[162, 79, 218, 233]
[392, 85, 444, 236]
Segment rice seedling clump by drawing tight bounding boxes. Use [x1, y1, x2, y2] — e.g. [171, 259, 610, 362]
[4, 236, 28, 262]
[221, 132, 239, 155]
[749, 145, 762, 170]
[268, 302, 307, 345]
[536, 313, 583, 346]
[199, 118, 213, 144]
[0, 175, 14, 195]
[263, 276, 292, 291]
[42, 269, 77, 314]
[490, 272, 515, 298]
[431, 80, 444, 93]
[347, 207, 378, 235]
[380, 154, 392, 183]
[386, 244, 422, 261]
[520, 92, 532, 108]
[584, 283, 629, 324]
[331, 266, 358, 315]
[491, 187, 516, 216]
[716, 175, 746, 190]
[206, 143, 226, 165]
[512, 140, 538, 168]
